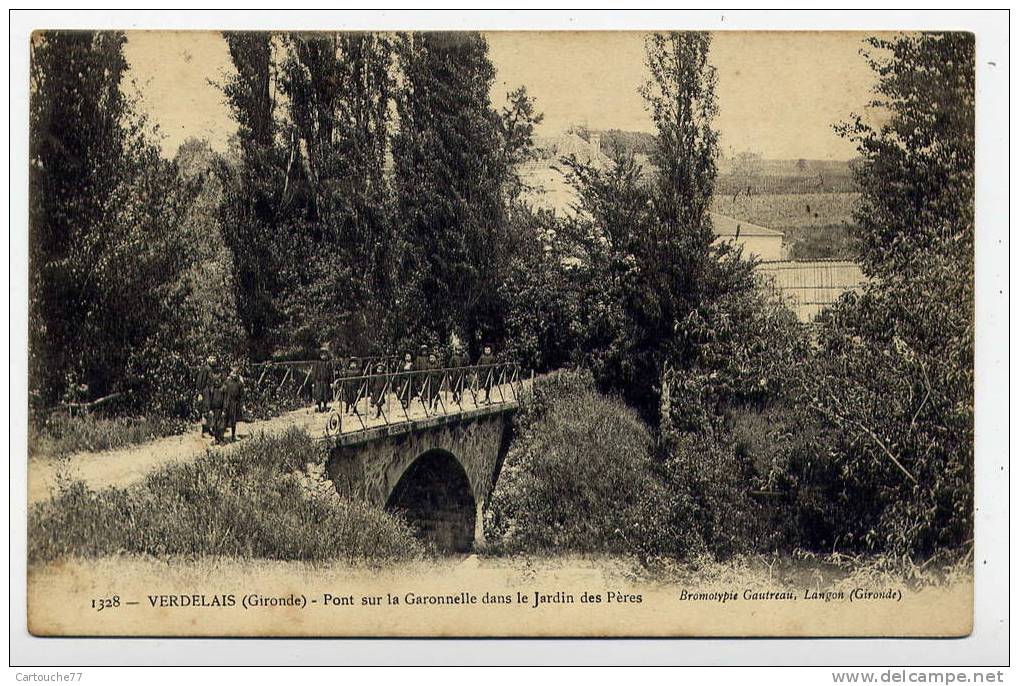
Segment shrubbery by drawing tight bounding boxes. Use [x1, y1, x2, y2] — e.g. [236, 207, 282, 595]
[29, 412, 185, 460]
[29, 428, 423, 564]
[654, 429, 768, 559]
[482, 372, 803, 563]
[485, 370, 673, 556]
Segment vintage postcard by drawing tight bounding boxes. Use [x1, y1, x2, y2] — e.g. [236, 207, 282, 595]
[25, 27, 976, 639]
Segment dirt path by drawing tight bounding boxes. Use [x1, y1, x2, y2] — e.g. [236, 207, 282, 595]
[28, 405, 328, 506]
[28, 382, 526, 506]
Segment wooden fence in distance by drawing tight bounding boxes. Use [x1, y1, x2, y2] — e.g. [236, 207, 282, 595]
[756, 260, 867, 323]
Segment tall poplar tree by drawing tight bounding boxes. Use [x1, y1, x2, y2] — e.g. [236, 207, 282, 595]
[392, 32, 514, 351]
[30, 31, 130, 403]
[562, 32, 728, 420]
[277, 32, 397, 351]
[219, 31, 289, 358]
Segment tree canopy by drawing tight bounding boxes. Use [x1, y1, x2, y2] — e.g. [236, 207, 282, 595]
[30, 31, 201, 412]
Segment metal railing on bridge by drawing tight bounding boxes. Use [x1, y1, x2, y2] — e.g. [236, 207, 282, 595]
[323, 362, 530, 438]
[250, 355, 404, 399]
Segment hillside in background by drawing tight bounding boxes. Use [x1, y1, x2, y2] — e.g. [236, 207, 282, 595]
[715, 157, 859, 195]
[578, 129, 860, 260]
[711, 192, 859, 260]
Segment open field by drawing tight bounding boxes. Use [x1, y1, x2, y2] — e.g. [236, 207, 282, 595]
[711, 192, 859, 230]
[715, 159, 858, 195]
[711, 192, 860, 259]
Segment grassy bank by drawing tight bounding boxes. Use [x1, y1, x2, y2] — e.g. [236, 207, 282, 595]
[29, 412, 186, 460]
[28, 428, 424, 565]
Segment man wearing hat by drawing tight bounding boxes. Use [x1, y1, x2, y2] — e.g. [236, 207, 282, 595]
[196, 355, 217, 436]
[477, 343, 497, 405]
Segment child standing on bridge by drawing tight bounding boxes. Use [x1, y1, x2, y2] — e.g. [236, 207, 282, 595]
[448, 344, 469, 405]
[369, 362, 388, 419]
[310, 348, 333, 413]
[342, 357, 363, 415]
[424, 352, 441, 412]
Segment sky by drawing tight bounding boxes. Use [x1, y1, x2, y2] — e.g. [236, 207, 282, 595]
[122, 30, 880, 161]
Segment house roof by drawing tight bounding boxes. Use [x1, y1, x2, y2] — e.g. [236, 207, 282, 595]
[533, 132, 613, 169]
[709, 212, 785, 238]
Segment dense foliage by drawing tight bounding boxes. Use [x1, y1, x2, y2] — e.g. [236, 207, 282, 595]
[692, 33, 977, 558]
[29, 31, 206, 415]
[806, 33, 975, 555]
[485, 371, 672, 556]
[214, 32, 544, 360]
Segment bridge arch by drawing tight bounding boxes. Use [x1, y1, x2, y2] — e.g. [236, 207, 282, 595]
[327, 411, 516, 553]
[385, 449, 476, 553]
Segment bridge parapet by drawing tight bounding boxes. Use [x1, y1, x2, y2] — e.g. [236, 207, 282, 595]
[323, 363, 530, 552]
[332, 403, 517, 448]
[322, 362, 530, 442]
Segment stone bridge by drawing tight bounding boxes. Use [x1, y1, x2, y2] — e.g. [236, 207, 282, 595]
[322, 365, 527, 552]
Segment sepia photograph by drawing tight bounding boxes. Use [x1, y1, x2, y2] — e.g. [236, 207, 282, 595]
[18, 16, 993, 646]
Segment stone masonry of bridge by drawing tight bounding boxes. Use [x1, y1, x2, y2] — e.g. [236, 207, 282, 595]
[325, 402, 517, 551]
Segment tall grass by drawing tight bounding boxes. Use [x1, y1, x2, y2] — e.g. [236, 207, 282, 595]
[484, 370, 672, 556]
[29, 413, 185, 460]
[29, 428, 423, 565]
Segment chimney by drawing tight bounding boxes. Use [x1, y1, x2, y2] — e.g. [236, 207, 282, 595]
[590, 132, 601, 156]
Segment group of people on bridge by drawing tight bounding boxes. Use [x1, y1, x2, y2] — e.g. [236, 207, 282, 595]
[308, 343, 499, 419]
[194, 343, 502, 442]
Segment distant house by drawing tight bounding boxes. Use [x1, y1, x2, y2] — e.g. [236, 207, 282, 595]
[709, 212, 786, 262]
[518, 135, 865, 323]
[520, 132, 612, 215]
[532, 131, 613, 166]
[713, 215, 868, 323]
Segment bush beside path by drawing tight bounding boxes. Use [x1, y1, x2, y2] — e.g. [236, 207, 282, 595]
[28, 405, 329, 506]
